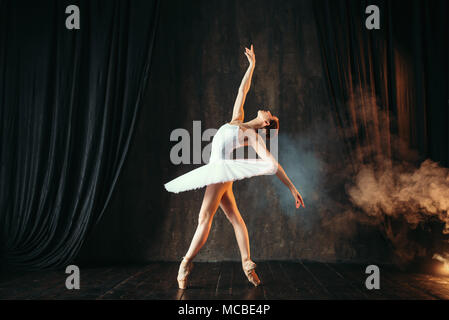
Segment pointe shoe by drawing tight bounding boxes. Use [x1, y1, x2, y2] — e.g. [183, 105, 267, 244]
[242, 260, 261, 287]
[177, 256, 194, 289]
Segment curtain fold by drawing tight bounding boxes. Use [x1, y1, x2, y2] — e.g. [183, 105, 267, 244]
[0, 0, 160, 269]
[313, 0, 449, 263]
[313, 0, 449, 169]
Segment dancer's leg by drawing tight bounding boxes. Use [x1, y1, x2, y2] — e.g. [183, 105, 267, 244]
[219, 184, 251, 265]
[184, 182, 230, 261]
[220, 184, 261, 286]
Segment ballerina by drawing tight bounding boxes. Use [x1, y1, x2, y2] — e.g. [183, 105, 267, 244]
[164, 44, 305, 289]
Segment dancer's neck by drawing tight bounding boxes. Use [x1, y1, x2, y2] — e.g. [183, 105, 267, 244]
[241, 117, 265, 130]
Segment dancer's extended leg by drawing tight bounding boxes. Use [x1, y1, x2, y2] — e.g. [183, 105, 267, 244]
[219, 185, 251, 264]
[220, 184, 261, 286]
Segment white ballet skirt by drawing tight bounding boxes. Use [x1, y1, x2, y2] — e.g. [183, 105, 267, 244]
[164, 123, 277, 193]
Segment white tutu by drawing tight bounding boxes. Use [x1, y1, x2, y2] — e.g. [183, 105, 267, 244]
[164, 123, 277, 193]
[164, 159, 277, 193]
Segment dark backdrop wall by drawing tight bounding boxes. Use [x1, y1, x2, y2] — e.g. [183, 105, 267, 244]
[77, 0, 384, 265]
[77, 0, 449, 266]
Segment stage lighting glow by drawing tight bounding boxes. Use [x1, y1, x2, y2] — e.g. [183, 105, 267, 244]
[433, 254, 449, 276]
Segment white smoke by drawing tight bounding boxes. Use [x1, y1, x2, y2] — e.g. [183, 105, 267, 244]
[348, 159, 449, 233]
[340, 89, 449, 265]
[252, 87, 449, 266]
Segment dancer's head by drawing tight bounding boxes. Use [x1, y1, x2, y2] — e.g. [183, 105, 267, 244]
[257, 109, 279, 140]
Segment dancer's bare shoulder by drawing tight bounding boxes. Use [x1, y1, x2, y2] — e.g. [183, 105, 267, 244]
[230, 122, 254, 136]
[229, 120, 253, 128]
[228, 120, 245, 129]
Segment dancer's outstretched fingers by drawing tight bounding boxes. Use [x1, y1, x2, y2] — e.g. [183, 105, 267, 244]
[297, 192, 305, 208]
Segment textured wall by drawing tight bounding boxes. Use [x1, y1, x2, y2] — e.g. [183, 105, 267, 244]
[77, 0, 391, 265]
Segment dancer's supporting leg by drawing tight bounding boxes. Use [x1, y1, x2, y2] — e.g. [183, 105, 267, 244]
[183, 182, 231, 261]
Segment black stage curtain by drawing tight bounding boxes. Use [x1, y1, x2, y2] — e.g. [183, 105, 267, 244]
[313, 0, 449, 168]
[0, 0, 160, 269]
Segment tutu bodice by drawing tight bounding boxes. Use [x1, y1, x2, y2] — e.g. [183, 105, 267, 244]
[164, 123, 277, 193]
[209, 123, 242, 162]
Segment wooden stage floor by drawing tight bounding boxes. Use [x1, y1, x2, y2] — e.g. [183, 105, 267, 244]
[1, 261, 449, 300]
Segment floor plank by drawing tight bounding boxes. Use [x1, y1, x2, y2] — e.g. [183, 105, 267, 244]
[331, 263, 392, 300]
[258, 261, 281, 299]
[0, 269, 65, 300]
[181, 262, 221, 300]
[1, 261, 449, 300]
[261, 261, 299, 299]
[400, 273, 449, 299]
[60, 265, 144, 300]
[381, 270, 442, 300]
[280, 261, 333, 299]
[333, 264, 436, 300]
[139, 262, 183, 300]
[301, 262, 364, 299]
[98, 263, 169, 300]
[214, 261, 234, 300]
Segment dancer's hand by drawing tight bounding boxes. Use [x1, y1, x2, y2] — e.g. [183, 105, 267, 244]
[291, 187, 305, 209]
[244, 44, 255, 67]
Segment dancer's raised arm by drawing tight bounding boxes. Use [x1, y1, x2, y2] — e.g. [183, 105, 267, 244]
[231, 45, 256, 123]
[248, 131, 305, 209]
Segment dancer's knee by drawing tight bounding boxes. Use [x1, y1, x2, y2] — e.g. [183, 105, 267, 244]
[225, 212, 244, 226]
[234, 216, 245, 227]
[198, 209, 214, 226]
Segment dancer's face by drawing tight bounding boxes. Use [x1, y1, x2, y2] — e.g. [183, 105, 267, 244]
[257, 110, 273, 126]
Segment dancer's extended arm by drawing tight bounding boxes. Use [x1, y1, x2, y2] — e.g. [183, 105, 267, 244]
[232, 45, 256, 122]
[249, 132, 305, 209]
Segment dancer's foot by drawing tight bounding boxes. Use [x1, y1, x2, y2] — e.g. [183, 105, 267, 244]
[242, 260, 261, 287]
[177, 256, 194, 289]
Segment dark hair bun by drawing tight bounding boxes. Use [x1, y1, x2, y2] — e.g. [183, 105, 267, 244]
[264, 117, 279, 140]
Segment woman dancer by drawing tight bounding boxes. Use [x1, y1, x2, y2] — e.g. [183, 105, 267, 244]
[164, 45, 305, 289]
